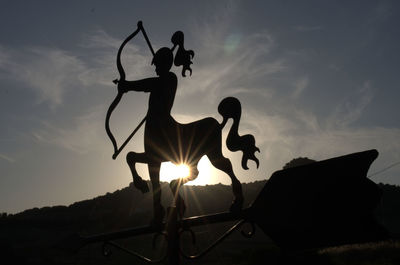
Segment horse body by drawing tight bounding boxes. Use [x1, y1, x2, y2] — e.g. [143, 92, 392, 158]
[144, 117, 220, 167]
[127, 97, 259, 224]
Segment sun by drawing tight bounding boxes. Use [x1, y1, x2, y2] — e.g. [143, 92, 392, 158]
[159, 156, 214, 185]
[160, 163, 190, 182]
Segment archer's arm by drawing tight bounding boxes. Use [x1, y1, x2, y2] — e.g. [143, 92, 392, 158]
[118, 77, 158, 93]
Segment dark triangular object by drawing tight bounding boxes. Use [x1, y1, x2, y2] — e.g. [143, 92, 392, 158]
[250, 149, 388, 250]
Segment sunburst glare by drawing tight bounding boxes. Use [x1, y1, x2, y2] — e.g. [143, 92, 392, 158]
[159, 156, 214, 185]
[160, 163, 190, 182]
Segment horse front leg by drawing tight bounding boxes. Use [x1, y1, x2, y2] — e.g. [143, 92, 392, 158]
[148, 161, 165, 228]
[126, 152, 150, 193]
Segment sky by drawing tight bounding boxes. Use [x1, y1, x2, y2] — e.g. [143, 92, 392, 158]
[1, 0, 400, 214]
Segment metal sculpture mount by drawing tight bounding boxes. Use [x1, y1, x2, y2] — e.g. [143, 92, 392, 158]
[83, 21, 389, 265]
[76, 149, 388, 265]
[105, 21, 260, 226]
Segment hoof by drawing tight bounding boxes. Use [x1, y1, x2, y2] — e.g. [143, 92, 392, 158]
[133, 178, 150, 193]
[229, 197, 244, 213]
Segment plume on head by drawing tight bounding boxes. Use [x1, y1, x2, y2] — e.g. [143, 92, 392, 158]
[171, 31, 194, 77]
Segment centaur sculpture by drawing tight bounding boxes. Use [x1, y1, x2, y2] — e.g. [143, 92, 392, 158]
[105, 22, 259, 226]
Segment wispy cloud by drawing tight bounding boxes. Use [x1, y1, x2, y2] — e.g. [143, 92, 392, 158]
[0, 153, 15, 163]
[170, 3, 394, 179]
[328, 81, 374, 128]
[178, 19, 285, 106]
[243, 105, 400, 178]
[0, 29, 154, 158]
[32, 105, 106, 154]
[78, 29, 152, 87]
[1, 2, 397, 186]
[291, 76, 309, 98]
[0, 46, 86, 109]
[0, 29, 151, 110]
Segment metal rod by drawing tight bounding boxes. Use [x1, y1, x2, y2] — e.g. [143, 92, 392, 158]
[80, 208, 251, 245]
[181, 208, 250, 227]
[104, 241, 165, 263]
[138, 21, 155, 56]
[167, 207, 180, 265]
[82, 223, 163, 245]
[112, 116, 146, 159]
[180, 220, 245, 260]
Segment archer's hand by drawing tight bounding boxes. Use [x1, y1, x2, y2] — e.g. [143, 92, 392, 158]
[117, 80, 129, 93]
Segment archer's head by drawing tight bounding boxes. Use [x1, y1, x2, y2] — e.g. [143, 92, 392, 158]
[152, 47, 173, 76]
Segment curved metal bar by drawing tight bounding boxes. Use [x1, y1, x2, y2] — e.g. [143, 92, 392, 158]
[152, 231, 168, 250]
[106, 21, 155, 160]
[180, 219, 245, 260]
[105, 91, 124, 159]
[179, 227, 196, 245]
[106, 24, 141, 160]
[241, 221, 256, 238]
[103, 241, 166, 263]
[81, 208, 254, 263]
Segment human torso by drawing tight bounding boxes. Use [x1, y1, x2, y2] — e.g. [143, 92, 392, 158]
[146, 72, 177, 125]
[144, 72, 179, 158]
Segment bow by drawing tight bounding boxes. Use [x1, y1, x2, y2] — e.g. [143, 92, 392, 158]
[105, 21, 154, 159]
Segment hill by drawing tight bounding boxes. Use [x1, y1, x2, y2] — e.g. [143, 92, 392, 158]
[0, 181, 399, 264]
[0, 181, 266, 232]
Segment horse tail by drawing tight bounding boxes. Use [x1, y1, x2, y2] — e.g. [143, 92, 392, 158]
[218, 97, 260, 170]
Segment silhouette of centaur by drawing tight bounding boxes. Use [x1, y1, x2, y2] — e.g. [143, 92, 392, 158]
[118, 31, 259, 225]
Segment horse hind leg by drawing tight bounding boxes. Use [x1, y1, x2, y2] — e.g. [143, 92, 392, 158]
[208, 151, 244, 213]
[126, 152, 150, 193]
[169, 165, 200, 217]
